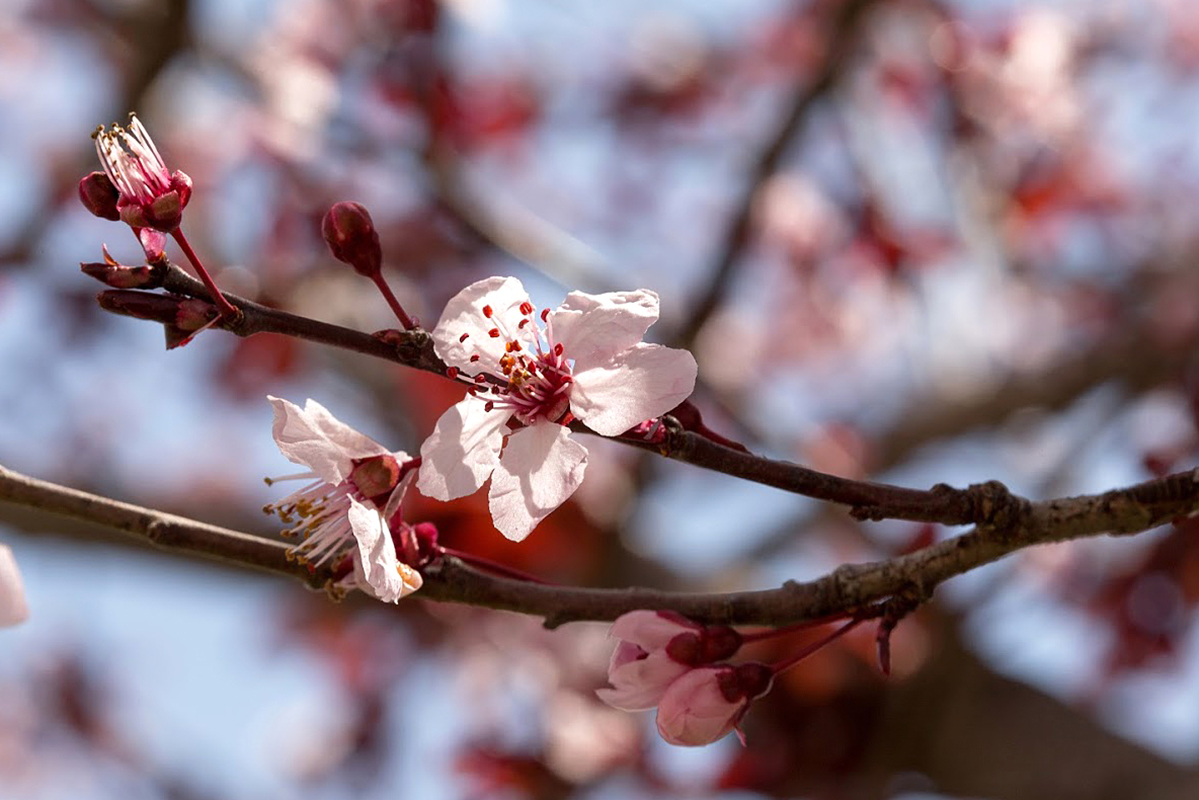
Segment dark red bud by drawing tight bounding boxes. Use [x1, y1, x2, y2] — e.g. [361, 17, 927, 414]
[665, 632, 703, 665]
[322, 201, 382, 277]
[96, 289, 185, 323]
[717, 662, 773, 702]
[80, 261, 159, 289]
[79, 172, 120, 221]
[700, 625, 743, 662]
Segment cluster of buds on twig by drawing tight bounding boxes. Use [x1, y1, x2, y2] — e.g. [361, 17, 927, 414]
[598, 609, 866, 746]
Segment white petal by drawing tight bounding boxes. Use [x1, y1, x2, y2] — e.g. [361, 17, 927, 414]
[546, 289, 660, 369]
[347, 499, 422, 603]
[417, 398, 510, 501]
[268, 396, 392, 485]
[610, 610, 697, 650]
[430, 276, 536, 374]
[0, 544, 29, 627]
[488, 423, 587, 541]
[570, 343, 698, 436]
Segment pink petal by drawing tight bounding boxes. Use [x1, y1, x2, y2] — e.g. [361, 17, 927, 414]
[347, 499, 422, 603]
[609, 610, 698, 650]
[570, 343, 698, 436]
[0, 544, 28, 627]
[488, 423, 587, 541]
[655, 667, 743, 747]
[598, 651, 690, 711]
[546, 289, 661, 369]
[417, 398, 510, 501]
[268, 396, 393, 484]
[430, 276, 536, 373]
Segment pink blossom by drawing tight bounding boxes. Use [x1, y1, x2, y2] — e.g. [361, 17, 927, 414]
[417, 277, 697, 541]
[597, 610, 744, 711]
[265, 396, 422, 602]
[655, 663, 773, 747]
[0, 544, 28, 628]
[597, 611, 702, 711]
[93, 114, 193, 234]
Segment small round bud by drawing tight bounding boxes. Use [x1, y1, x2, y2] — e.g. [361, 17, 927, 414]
[322, 201, 382, 277]
[79, 171, 120, 221]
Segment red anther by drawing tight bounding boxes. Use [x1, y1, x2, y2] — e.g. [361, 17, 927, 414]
[519, 301, 533, 315]
[484, 401, 495, 412]
[469, 354, 480, 362]
[540, 308, 550, 322]
[518, 318, 529, 328]
[553, 343, 564, 356]
[474, 374, 487, 383]
[505, 341, 515, 352]
[459, 332, 470, 342]
[510, 341, 522, 352]
[446, 367, 460, 379]
[488, 328, 500, 338]
[482, 304, 493, 318]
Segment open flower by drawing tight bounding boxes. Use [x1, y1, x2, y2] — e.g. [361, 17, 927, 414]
[0, 544, 28, 628]
[417, 277, 697, 541]
[597, 610, 743, 711]
[655, 663, 773, 747]
[265, 396, 422, 602]
[93, 114, 192, 235]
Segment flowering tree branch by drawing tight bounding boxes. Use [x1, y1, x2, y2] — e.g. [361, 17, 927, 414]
[5, 461, 1197, 629]
[95, 261, 1016, 528]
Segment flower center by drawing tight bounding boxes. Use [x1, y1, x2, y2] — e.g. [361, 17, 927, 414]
[264, 453, 403, 568]
[93, 115, 171, 205]
[459, 300, 574, 425]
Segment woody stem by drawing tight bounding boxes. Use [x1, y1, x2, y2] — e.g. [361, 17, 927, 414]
[370, 273, 416, 330]
[170, 229, 240, 319]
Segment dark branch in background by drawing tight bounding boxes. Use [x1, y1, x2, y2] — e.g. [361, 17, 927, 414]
[672, 0, 880, 348]
[97, 261, 1019, 528]
[4, 463, 1199, 629]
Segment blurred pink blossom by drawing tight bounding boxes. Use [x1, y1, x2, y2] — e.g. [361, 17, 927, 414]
[0, 544, 28, 627]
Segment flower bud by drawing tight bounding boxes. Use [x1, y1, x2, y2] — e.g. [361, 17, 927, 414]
[79, 171, 120, 221]
[80, 261, 159, 289]
[322, 201, 382, 277]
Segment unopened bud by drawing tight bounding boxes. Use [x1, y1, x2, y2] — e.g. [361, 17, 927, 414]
[322, 201, 382, 277]
[79, 172, 120, 221]
[80, 261, 159, 289]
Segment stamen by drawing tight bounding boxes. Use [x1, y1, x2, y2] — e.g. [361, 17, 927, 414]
[446, 367, 460, 379]
[489, 328, 500, 338]
[482, 305, 493, 318]
[459, 332, 470, 342]
[520, 301, 533, 315]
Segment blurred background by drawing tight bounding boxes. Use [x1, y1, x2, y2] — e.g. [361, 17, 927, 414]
[4, 0, 1199, 797]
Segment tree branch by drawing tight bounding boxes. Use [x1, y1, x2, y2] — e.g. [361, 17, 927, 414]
[92, 262, 1007, 527]
[4, 462, 1198, 628]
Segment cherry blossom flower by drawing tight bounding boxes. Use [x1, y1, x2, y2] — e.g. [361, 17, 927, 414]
[417, 276, 697, 541]
[93, 114, 192, 235]
[265, 396, 422, 602]
[0, 544, 29, 628]
[597, 610, 742, 711]
[655, 663, 773, 747]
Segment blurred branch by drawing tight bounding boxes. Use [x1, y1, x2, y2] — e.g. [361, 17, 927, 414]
[5, 461, 1199, 629]
[673, 0, 879, 348]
